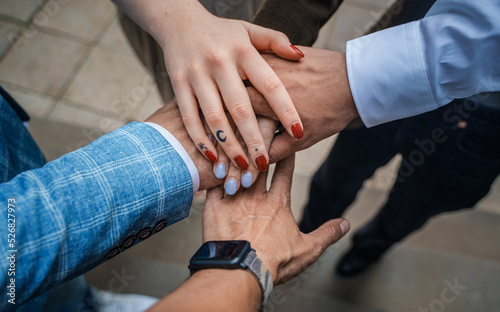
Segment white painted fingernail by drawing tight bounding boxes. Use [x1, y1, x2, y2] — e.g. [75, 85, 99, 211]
[340, 218, 350, 235]
[215, 163, 226, 179]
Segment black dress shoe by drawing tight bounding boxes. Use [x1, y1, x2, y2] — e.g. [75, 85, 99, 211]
[336, 250, 376, 277]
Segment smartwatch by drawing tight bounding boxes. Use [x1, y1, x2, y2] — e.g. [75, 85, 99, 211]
[188, 240, 273, 306]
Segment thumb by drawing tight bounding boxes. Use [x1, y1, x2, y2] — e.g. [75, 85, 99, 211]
[243, 22, 304, 61]
[308, 218, 350, 249]
[268, 132, 297, 164]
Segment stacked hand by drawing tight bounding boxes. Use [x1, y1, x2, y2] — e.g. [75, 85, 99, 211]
[145, 100, 277, 194]
[204, 154, 350, 284]
[206, 116, 278, 195]
[115, 0, 305, 173]
[116, 1, 360, 193]
[250, 47, 360, 163]
[145, 100, 351, 278]
[192, 47, 360, 190]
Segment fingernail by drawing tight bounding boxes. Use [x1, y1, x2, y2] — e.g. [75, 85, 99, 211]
[225, 178, 238, 195]
[290, 44, 304, 57]
[241, 172, 253, 188]
[215, 163, 227, 179]
[205, 151, 217, 163]
[234, 156, 249, 170]
[340, 218, 350, 235]
[291, 122, 304, 139]
[255, 155, 268, 172]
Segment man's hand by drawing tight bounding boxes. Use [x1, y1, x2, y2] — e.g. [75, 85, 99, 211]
[250, 47, 360, 163]
[203, 155, 350, 284]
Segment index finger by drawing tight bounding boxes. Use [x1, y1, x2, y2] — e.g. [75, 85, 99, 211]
[241, 51, 304, 140]
[269, 154, 295, 197]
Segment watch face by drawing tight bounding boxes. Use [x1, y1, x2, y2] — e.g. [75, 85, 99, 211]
[189, 241, 251, 269]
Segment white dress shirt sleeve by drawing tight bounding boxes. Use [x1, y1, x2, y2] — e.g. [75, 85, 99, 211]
[143, 122, 200, 193]
[346, 0, 500, 127]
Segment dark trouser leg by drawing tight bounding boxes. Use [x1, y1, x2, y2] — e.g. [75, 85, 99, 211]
[299, 121, 400, 233]
[351, 99, 500, 262]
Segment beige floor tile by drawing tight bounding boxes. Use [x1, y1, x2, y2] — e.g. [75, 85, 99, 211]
[133, 89, 164, 122]
[30, 117, 93, 161]
[99, 17, 135, 57]
[0, 21, 22, 58]
[298, 244, 500, 312]
[477, 175, 500, 215]
[294, 136, 336, 177]
[0, 31, 87, 96]
[35, 0, 115, 42]
[49, 100, 125, 132]
[63, 46, 154, 118]
[405, 209, 500, 263]
[0, 0, 45, 24]
[2, 84, 56, 119]
[364, 154, 401, 192]
[86, 257, 189, 299]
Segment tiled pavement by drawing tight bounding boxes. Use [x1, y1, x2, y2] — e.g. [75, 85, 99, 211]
[2, 1, 500, 311]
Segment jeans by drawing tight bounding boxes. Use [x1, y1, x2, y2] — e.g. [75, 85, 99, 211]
[299, 97, 500, 260]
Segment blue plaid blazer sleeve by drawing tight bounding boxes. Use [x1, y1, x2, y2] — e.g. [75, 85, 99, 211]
[0, 122, 193, 307]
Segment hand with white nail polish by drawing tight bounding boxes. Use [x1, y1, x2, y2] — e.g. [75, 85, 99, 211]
[241, 172, 253, 189]
[211, 116, 278, 195]
[146, 97, 282, 199]
[204, 155, 351, 284]
[215, 163, 227, 180]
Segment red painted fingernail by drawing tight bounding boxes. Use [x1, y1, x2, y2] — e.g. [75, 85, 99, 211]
[234, 156, 249, 170]
[205, 151, 217, 163]
[255, 155, 268, 172]
[291, 122, 304, 139]
[290, 45, 304, 57]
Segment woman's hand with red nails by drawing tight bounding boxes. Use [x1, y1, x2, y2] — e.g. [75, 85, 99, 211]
[114, 0, 305, 171]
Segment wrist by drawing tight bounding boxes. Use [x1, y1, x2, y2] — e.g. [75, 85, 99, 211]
[150, 0, 211, 48]
[114, 0, 208, 48]
[340, 52, 359, 122]
[189, 241, 273, 306]
[150, 269, 261, 312]
[192, 269, 262, 309]
[145, 105, 221, 191]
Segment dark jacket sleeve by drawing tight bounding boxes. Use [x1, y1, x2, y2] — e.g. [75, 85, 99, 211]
[252, 0, 343, 46]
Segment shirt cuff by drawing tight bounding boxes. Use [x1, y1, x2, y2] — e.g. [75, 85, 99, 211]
[346, 22, 437, 127]
[144, 122, 200, 193]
